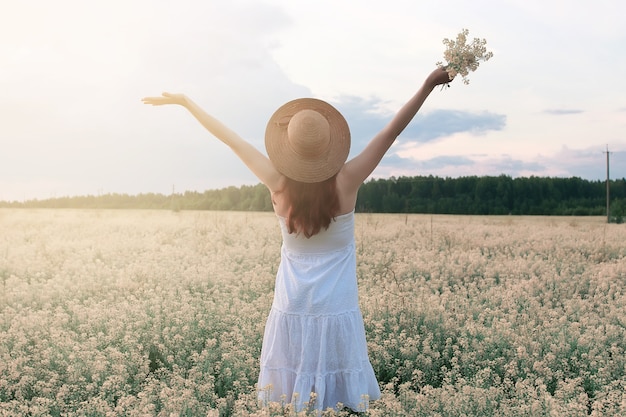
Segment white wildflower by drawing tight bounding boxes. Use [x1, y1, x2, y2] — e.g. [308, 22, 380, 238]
[436, 28, 493, 85]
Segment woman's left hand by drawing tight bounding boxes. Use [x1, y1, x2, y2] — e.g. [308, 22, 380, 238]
[427, 67, 454, 87]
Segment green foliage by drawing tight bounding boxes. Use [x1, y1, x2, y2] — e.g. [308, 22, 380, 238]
[2, 176, 625, 216]
[357, 175, 625, 216]
[609, 198, 625, 223]
[0, 183, 273, 212]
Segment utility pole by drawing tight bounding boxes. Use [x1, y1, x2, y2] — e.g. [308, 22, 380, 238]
[604, 145, 611, 223]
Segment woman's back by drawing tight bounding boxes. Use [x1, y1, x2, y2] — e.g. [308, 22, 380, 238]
[270, 168, 360, 220]
[274, 210, 358, 315]
[278, 210, 355, 253]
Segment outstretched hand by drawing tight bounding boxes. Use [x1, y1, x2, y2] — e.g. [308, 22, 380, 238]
[427, 67, 454, 88]
[141, 92, 188, 106]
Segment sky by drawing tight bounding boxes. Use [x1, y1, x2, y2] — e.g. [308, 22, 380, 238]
[1, 0, 625, 202]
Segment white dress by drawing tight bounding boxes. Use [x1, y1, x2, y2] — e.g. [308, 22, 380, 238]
[257, 211, 381, 411]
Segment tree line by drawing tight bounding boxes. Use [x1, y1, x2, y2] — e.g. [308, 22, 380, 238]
[2, 175, 625, 220]
[0, 184, 273, 212]
[357, 175, 625, 219]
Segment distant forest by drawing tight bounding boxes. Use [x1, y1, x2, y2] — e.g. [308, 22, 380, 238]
[2, 175, 625, 221]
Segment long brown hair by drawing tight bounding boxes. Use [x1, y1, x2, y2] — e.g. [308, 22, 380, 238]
[280, 174, 340, 238]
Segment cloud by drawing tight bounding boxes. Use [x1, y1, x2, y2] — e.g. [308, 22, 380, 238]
[333, 95, 507, 155]
[405, 110, 507, 142]
[543, 109, 584, 115]
[420, 155, 476, 169]
[382, 154, 475, 170]
[533, 146, 625, 180]
[376, 152, 544, 178]
[371, 144, 626, 182]
[331, 96, 393, 154]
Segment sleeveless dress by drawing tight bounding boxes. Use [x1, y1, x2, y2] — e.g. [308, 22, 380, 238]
[257, 211, 381, 411]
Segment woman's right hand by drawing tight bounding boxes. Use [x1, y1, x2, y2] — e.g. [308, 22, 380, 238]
[141, 92, 188, 106]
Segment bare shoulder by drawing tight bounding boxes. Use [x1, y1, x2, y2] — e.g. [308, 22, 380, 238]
[335, 168, 360, 214]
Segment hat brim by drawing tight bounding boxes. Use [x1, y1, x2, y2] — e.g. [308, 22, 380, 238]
[265, 98, 350, 183]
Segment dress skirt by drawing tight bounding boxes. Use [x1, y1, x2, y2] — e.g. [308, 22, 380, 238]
[257, 212, 381, 411]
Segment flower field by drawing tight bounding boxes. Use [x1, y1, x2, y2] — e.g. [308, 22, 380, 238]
[1, 209, 625, 416]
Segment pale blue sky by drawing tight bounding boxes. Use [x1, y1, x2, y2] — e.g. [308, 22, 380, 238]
[1, 0, 625, 201]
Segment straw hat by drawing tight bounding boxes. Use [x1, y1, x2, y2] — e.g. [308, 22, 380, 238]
[265, 98, 350, 183]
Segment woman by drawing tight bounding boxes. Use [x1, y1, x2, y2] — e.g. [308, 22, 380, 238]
[142, 67, 453, 411]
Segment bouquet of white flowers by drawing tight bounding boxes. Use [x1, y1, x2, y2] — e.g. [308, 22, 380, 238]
[437, 28, 493, 85]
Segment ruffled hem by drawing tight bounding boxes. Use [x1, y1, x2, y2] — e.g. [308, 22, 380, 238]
[260, 309, 371, 372]
[258, 362, 381, 411]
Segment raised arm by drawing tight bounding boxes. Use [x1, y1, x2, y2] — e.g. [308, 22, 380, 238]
[142, 93, 282, 191]
[339, 68, 452, 193]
